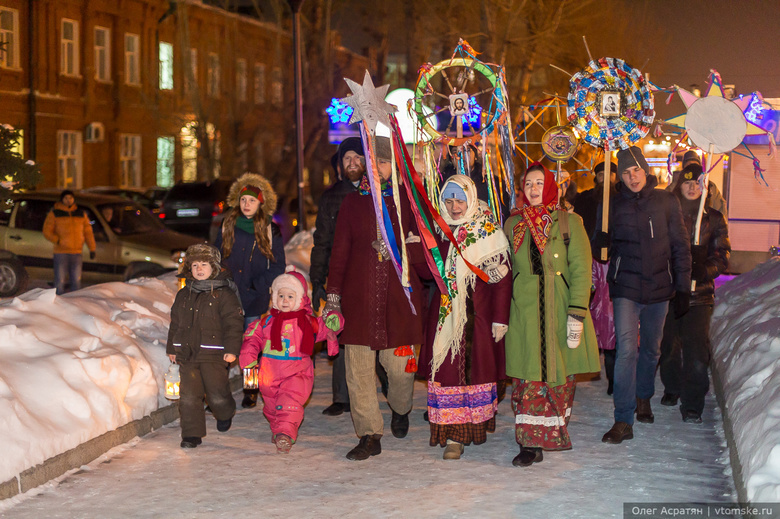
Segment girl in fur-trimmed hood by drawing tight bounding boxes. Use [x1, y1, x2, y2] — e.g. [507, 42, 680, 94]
[214, 173, 287, 408]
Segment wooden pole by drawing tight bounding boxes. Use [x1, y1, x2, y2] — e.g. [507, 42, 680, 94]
[600, 150, 611, 261]
[692, 143, 715, 291]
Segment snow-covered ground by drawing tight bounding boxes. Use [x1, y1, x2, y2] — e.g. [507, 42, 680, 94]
[711, 257, 780, 502]
[5, 234, 780, 516]
[0, 350, 734, 518]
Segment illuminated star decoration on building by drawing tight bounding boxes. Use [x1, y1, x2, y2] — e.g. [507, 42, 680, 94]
[340, 70, 397, 135]
[664, 71, 767, 154]
[326, 98, 354, 126]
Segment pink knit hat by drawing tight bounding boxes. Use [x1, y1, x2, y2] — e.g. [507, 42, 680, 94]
[271, 269, 310, 312]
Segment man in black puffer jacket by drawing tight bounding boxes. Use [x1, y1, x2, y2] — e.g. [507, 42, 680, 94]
[601, 146, 691, 445]
[658, 163, 730, 423]
[310, 137, 365, 416]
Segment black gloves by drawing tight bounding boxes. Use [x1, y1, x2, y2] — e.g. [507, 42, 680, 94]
[673, 291, 690, 319]
[690, 245, 708, 282]
[311, 285, 327, 313]
[89, 251, 96, 260]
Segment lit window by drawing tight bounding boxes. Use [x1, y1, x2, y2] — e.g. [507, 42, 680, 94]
[207, 52, 220, 98]
[57, 131, 82, 188]
[61, 19, 79, 76]
[236, 58, 247, 102]
[159, 41, 173, 90]
[119, 134, 142, 186]
[156, 136, 175, 187]
[124, 33, 140, 85]
[0, 8, 20, 69]
[94, 26, 110, 81]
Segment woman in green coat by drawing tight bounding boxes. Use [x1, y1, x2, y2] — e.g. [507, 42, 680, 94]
[504, 162, 600, 467]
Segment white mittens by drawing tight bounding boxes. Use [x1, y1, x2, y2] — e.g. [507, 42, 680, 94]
[566, 314, 584, 349]
[492, 323, 508, 342]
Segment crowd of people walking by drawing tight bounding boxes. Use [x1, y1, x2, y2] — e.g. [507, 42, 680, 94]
[165, 138, 730, 466]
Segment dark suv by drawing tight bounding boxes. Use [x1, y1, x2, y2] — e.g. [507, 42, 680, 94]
[159, 180, 232, 239]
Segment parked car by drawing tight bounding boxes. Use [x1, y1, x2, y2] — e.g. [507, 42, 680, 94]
[0, 191, 204, 287]
[80, 187, 160, 215]
[143, 187, 169, 208]
[159, 180, 232, 240]
[0, 248, 28, 297]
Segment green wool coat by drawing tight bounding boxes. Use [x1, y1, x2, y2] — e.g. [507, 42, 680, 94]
[503, 210, 600, 387]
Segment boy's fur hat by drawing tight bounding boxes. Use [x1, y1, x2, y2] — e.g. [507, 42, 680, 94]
[181, 243, 221, 279]
[226, 173, 277, 216]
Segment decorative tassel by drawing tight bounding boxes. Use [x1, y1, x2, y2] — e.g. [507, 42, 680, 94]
[653, 124, 663, 138]
[768, 133, 777, 160]
[666, 91, 675, 105]
[753, 158, 770, 186]
[393, 345, 417, 373]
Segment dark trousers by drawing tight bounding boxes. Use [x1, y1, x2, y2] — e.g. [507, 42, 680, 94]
[332, 345, 350, 404]
[659, 304, 713, 415]
[179, 361, 236, 438]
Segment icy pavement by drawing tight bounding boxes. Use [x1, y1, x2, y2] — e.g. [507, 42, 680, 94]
[1, 357, 734, 519]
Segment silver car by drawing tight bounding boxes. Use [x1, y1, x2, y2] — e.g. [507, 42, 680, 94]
[0, 191, 203, 294]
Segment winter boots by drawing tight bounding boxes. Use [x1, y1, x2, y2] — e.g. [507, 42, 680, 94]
[661, 393, 680, 406]
[390, 410, 410, 438]
[274, 434, 293, 454]
[216, 417, 232, 432]
[601, 422, 634, 444]
[512, 447, 543, 467]
[241, 389, 258, 408]
[322, 402, 350, 416]
[180, 437, 202, 449]
[346, 434, 382, 461]
[443, 440, 464, 460]
[635, 398, 654, 423]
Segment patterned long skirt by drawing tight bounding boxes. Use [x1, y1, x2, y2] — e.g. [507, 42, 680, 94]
[512, 375, 576, 450]
[428, 381, 497, 447]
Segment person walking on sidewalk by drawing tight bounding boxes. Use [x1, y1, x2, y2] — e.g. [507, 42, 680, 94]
[418, 175, 512, 461]
[167, 244, 244, 449]
[600, 147, 691, 444]
[504, 162, 600, 466]
[310, 137, 365, 417]
[42, 190, 97, 295]
[239, 270, 343, 453]
[658, 163, 730, 423]
[214, 173, 286, 409]
[324, 136, 428, 461]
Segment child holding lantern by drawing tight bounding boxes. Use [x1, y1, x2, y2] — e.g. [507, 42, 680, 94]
[167, 244, 244, 449]
[240, 269, 343, 453]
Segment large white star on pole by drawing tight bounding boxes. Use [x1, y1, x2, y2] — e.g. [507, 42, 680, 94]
[340, 70, 397, 135]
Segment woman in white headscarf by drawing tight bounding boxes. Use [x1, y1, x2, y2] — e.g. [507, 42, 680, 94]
[418, 175, 512, 460]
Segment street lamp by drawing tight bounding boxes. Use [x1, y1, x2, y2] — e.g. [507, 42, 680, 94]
[288, 0, 306, 230]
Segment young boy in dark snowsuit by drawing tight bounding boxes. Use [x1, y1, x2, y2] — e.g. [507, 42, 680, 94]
[167, 244, 244, 448]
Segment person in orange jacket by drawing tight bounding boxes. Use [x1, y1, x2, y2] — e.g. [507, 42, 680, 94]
[42, 190, 97, 294]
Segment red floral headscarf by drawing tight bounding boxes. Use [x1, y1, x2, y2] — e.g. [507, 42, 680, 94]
[511, 162, 560, 255]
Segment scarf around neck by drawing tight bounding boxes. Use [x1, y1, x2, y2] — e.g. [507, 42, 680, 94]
[511, 163, 559, 255]
[431, 199, 510, 380]
[268, 307, 319, 356]
[235, 215, 255, 234]
[358, 173, 393, 197]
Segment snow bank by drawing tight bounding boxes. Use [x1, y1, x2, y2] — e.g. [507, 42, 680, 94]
[0, 275, 179, 484]
[710, 257, 780, 502]
[0, 231, 314, 487]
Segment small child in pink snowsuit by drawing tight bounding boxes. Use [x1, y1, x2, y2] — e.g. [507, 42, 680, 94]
[239, 270, 342, 453]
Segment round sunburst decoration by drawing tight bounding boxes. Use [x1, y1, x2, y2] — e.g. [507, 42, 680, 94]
[541, 125, 579, 162]
[567, 57, 655, 151]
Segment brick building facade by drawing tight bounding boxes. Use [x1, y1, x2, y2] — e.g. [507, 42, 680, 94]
[0, 0, 368, 190]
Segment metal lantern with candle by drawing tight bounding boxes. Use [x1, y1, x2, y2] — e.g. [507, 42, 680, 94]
[164, 363, 181, 400]
[243, 364, 259, 390]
